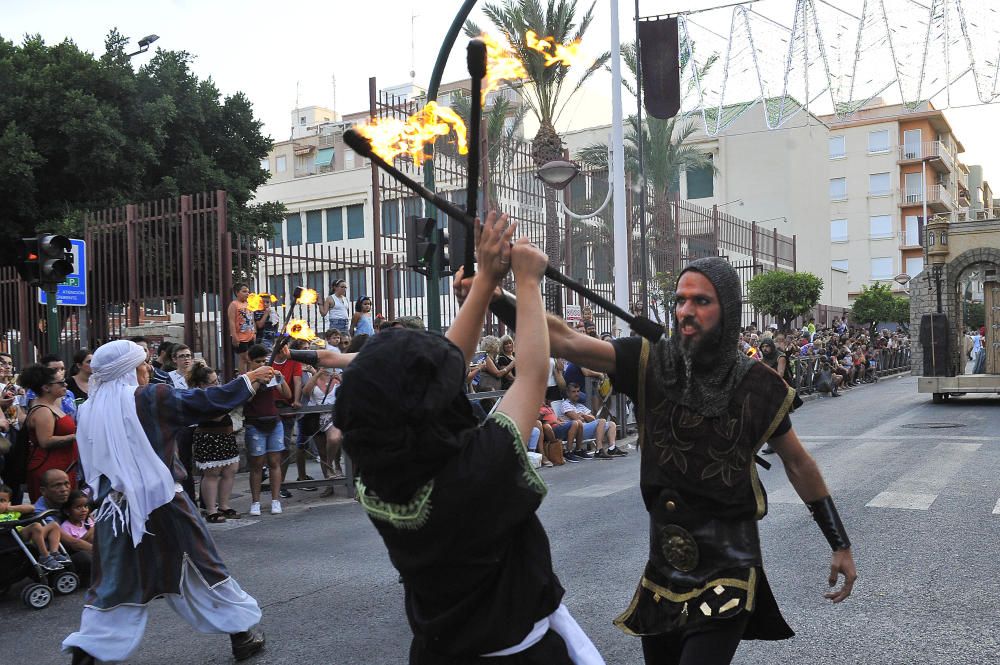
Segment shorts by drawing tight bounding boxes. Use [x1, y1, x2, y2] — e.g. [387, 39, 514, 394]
[235, 341, 252, 354]
[328, 317, 349, 334]
[552, 421, 575, 440]
[245, 421, 285, 457]
[581, 419, 607, 439]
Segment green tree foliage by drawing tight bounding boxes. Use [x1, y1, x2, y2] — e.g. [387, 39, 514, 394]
[0, 30, 281, 244]
[466, 0, 609, 311]
[746, 271, 823, 331]
[850, 283, 909, 330]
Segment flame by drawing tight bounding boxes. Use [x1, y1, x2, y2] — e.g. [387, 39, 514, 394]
[524, 30, 588, 68]
[356, 101, 468, 165]
[480, 32, 529, 98]
[296, 288, 318, 305]
[286, 319, 318, 342]
[246, 293, 276, 312]
[477, 32, 590, 101]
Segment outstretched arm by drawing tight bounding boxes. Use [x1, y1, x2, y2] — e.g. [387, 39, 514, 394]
[289, 349, 357, 369]
[451, 283, 616, 373]
[771, 427, 857, 603]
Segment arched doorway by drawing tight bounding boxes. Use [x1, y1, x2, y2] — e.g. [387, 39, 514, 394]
[954, 262, 999, 374]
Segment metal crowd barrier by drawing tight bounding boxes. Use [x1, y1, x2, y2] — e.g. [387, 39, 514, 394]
[788, 347, 911, 398]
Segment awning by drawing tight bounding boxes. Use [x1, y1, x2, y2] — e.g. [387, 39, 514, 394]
[315, 148, 335, 166]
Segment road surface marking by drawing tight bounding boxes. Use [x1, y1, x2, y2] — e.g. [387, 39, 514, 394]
[993, 499, 1000, 516]
[865, 442, 981, 510]
[564, 480, 637, 498]
[767, 439, 901, 504]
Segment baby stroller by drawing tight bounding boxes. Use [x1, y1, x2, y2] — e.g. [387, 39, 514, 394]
[0, 509, 81, 610]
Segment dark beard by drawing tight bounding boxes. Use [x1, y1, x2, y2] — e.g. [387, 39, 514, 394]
[677, 319, 722, 366]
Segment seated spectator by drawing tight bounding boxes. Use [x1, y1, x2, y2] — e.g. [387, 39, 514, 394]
[555, 383, 625, 459]
[34, 469, 91, 582]
[526, 420, 554, 467]
[815, 358, 842, 397]
[0, 483, 67, 571]
[538, 400, 582, 462]
[60, 489, 94, 550]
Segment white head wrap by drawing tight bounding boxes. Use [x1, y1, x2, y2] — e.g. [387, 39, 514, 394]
[77, 340, 176, 547]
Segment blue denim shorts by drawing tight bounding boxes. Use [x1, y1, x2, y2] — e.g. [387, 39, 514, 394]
[245, 421, 285, 457]
[552, 421, 575, 440]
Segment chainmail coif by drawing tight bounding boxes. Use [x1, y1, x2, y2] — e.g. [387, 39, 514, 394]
[651, 257, 754, 418]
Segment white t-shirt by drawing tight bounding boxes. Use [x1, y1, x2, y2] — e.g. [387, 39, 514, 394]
[554, 399, 591, 419]
[169, 370, 188, 390]
[547, 358, 558, 387]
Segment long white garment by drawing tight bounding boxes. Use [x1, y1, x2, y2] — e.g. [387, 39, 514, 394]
[482, 604, 605, 664]
[62, 558, 261, 661]
[78, 340, 176, 547]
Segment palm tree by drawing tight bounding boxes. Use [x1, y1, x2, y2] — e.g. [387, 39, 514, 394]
[576, 40, 718, 276]
[466, 0, 608, 312]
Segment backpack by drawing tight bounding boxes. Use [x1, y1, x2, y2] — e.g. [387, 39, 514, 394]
[2, 405, 49, 490]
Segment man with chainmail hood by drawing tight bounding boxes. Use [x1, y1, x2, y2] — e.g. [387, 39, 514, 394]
[478, 256, 857, 665]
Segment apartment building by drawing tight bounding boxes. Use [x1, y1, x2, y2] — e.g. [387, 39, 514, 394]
[819, 100, 993, 298]
[562, 98, 843, 306]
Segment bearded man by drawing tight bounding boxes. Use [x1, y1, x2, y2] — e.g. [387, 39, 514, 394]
[468, 257, 857, 665]
[63, 340, 271, 664]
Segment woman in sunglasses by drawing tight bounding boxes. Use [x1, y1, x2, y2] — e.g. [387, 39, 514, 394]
[320, 279, 351, 334]
[17, 364, 78, 501]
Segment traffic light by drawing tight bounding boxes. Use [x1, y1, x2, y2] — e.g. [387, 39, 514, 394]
[12, 234, 73, 287]
[405, 216, 438, 273]
[37, 234, 73, 285]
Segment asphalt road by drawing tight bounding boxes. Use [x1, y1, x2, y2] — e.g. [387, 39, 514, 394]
[4, 374, 999, 664]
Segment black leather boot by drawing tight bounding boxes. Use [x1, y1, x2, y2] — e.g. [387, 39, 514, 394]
[230, 627, 266, 661]
[70, 647, 97, 665]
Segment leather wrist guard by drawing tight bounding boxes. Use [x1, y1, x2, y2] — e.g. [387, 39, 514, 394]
[288, 350, 319, 366]
[807, 496, 851, 551]
[489, 290, 517, 331]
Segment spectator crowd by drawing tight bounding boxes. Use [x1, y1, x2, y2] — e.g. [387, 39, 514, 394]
[0, 276, 910, 598]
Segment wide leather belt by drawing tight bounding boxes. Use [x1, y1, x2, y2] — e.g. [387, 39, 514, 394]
[649, 514, 762, 587]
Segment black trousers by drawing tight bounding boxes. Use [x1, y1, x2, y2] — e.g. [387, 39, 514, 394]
[641, 612, 751, 665]
[410, 629, 573, 665]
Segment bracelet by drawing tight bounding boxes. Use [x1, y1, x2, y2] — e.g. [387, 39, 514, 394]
[806, 496, 851, 551]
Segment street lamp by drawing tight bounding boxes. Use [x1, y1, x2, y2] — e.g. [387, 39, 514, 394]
[718, 199, 743, 209]
[127, 34, 159, 58]
[537, 160, 582, 191]
[756, 216, 788, 225]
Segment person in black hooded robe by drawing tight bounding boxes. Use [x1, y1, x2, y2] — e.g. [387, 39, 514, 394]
[468, 257, 857, 665]
[290, 213, 605, 665]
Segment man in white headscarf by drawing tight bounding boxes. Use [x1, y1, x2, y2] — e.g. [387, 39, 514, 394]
[63, 340, 275, 664]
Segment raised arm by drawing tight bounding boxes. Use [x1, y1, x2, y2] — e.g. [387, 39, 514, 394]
[495, 238, 550, 444]
[446, 211, 515, 363]
[175, 366, 272, 425]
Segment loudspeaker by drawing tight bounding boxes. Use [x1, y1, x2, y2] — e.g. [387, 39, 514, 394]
[919, 313, 951, 376]
[638, 17, 681, 120]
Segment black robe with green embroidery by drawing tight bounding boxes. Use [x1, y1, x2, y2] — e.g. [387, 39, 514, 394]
[356, 412, 565, 660]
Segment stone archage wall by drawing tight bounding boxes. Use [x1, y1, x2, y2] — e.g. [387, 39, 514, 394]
[910, 247, 1000, 374]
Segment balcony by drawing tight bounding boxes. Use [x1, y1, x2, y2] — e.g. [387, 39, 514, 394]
[898, 141, 954, 173]
[900, 184, 954, 213]
[929, 207, 997, 224]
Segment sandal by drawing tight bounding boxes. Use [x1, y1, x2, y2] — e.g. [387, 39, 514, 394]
[221, 508, 241, 519]
[206, 512, 227, 524]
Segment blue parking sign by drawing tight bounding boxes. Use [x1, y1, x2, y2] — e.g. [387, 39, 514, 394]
[38, 239, 87, 307]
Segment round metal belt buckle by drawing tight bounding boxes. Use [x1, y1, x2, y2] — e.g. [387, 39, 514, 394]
[661, 524, 699, 572]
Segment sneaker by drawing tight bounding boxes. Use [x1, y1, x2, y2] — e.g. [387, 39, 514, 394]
[296, 475, 318, 491]
[575, 451, 594, 459]
[39, 555, 63, 571]
[608, 446, 628, 456]
[594, 449, 614, 460]
[249, 502, 261, 516]
[761, 444, 776, 455]
[271, 500, 283, 514]
[54, 552, 72, 564]
[279, 489, 293, 499]
[298, 486, 318, 492]
[563, 453, 581, 463]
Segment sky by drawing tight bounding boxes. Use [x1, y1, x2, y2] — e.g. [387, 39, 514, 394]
[4, 0, 999, 182]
